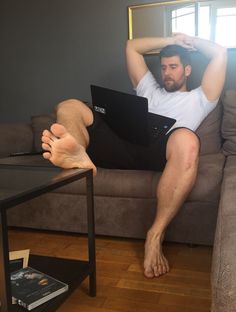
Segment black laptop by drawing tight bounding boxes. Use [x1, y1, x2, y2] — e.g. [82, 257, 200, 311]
[90, 85, 176, 146]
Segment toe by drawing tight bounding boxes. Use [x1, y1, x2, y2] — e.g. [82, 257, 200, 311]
[162, 255, 169, 272]
[42, 136, 52, 144]
[164, 259, 170, 273]
[153, 265, 160, 277]
[42, 131, 57, 142]
[42, 152, 51, 160]
[42, 129, 51, 137]
[158, 263, 164, 276]
[42, 143, 51, 152]
[161, 257, 169, 275]
[50, 123, 67, 138]
[161, 263, 167, 275]
[144, 267, 154, 279]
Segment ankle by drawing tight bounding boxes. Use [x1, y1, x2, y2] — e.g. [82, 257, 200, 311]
[147, 229, 162, 242]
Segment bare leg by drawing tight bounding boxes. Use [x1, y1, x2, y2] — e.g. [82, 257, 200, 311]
[144, 129, 200, 278]
[41, 99, 97, 175]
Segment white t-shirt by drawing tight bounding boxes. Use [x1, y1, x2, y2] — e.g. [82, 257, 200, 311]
[136, 70, 218, 131]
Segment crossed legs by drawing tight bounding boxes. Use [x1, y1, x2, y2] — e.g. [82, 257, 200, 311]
[41, 100, 200, 278]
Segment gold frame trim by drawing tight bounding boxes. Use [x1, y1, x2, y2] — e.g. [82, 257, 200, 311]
[128, 0, 206, 39]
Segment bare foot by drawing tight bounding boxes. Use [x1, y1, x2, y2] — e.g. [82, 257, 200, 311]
[144, 231, 169, 278]
[41, 123, 97, 176]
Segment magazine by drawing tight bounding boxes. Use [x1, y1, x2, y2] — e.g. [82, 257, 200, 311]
[11, 267, 68, 310]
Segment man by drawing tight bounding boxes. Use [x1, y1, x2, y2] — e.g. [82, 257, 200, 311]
[41, 33, 227, 279]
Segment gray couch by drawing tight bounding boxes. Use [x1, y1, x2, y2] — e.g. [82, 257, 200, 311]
[211, 90, 236, 312]
[1, 90, 236, 311]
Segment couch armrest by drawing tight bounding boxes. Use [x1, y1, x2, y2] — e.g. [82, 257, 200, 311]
[0, 123, 34, 158]
[222, 90, 236, 155]
[211, 155, 236, 311]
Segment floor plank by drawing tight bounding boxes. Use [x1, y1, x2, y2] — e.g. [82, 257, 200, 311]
[8, 229, 212, 312]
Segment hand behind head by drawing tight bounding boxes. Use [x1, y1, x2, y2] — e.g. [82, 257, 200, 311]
[172, 33, 197, 51]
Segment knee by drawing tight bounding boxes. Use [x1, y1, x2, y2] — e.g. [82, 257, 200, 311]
[167, 128, 200, 169]
[56, 99, 93, 125]
[56, 99, 87, 114]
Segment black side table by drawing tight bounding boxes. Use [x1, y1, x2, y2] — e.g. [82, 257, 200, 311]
[0, 165, 96, 312]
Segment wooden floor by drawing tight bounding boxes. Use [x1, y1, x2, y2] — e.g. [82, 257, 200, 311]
[9, 229, 212, 312]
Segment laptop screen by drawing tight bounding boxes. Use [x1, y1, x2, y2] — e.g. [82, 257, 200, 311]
[91, 85, 176, 146]
[91, 85, 149, 145]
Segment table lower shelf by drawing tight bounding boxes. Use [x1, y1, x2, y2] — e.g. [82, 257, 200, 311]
[10, 254, 93, 312]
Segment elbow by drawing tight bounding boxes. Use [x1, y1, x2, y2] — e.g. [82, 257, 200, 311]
[126, 39, 133, 51]
[212, 46, 228, 65]
[126, 39, 134, 56]
[221, 46, 227, 55]
[220, 47, 228, 67]
[221, 46, 227, 54]
[223, 47, 228, 61]
[218, 46, 228, 60]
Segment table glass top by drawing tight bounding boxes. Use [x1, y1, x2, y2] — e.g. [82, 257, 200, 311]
[0, 165, 90, 207]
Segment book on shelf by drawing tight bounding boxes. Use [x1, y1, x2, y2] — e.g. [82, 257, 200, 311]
[11, 266, 69, 310]
[9, 249, 30, 305]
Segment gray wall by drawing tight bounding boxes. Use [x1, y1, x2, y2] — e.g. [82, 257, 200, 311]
[1, 0, 236, 123]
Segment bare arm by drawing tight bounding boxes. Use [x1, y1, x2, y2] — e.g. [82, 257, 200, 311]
[193, 37, 227, 101]
[126, 37, 175, 88]
[126, 34, 227, 101]
[174, 33, 227, 101]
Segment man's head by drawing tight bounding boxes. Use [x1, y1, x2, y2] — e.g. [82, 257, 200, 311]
[159, 44, 192, 92]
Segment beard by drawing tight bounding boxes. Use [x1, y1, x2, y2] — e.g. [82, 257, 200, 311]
[163, 77, 186, 92]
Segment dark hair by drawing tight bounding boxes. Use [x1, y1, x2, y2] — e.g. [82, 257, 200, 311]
[160, 44, 191, 67]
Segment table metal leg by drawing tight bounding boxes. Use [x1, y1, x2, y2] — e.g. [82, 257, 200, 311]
[0, 210, 11, 312]
[86, 170, 96, 297]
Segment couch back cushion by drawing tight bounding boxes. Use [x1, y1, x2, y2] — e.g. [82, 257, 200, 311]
[196, 102, 222, 155]
[222, 90, 236, 155]
[0, 123, 33, 157]
[31, 114, 56, 152]
[31, 104, 222, 156]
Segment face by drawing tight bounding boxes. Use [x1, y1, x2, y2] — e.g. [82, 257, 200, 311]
[160, 56, 191, 92]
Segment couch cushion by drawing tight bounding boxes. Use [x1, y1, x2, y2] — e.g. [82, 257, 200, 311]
[196, 102, 222, 155]
[188, 153, 225, 202]
[0, 155, 51, 166]
[222, 90, 236, 155]
[31, 114, 56, 152]
[0, 123, 33, 158]
[54, 153, 225, 203]
[31, 104, 222, 157]
[0, 152, 225, 203]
